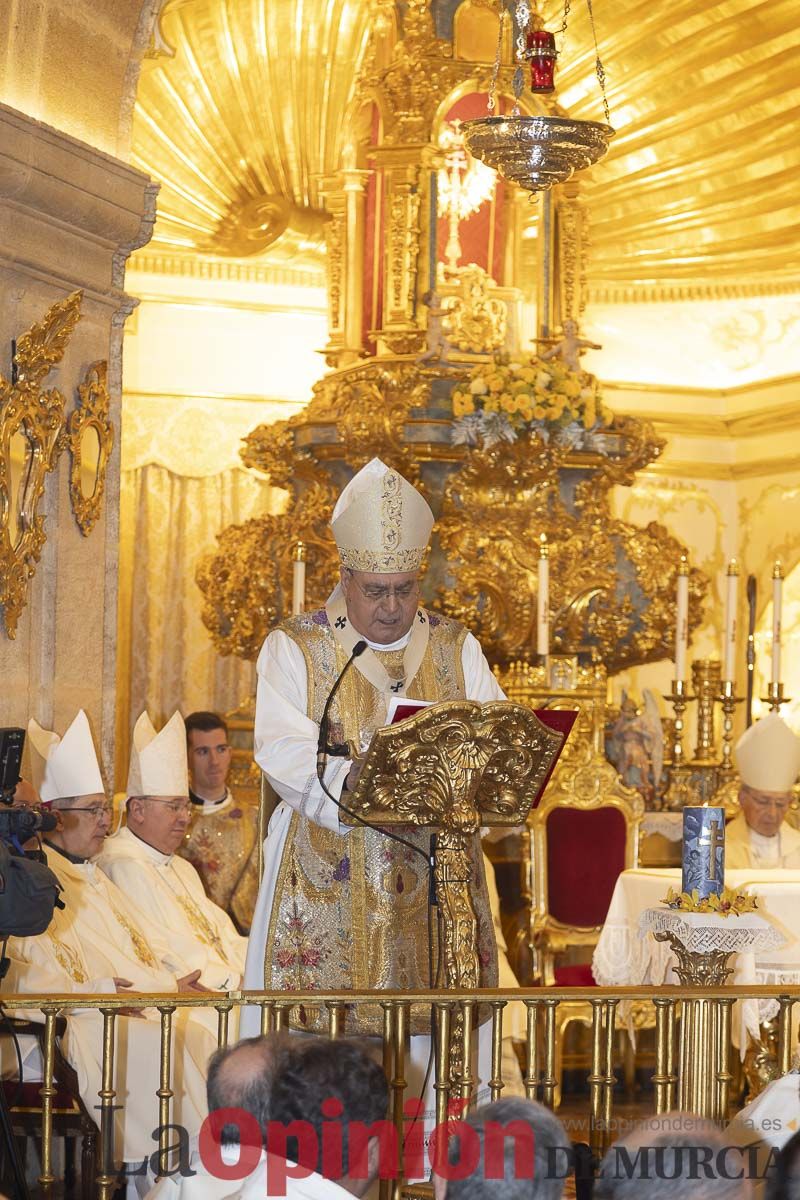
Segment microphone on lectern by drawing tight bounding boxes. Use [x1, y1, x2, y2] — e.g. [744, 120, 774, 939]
[316, 639, 368, 776]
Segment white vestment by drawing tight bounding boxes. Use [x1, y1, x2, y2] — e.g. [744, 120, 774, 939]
[99, 825, 248, 990]
[243, 624, 524, 1098]
[5, 846, 219, 1162]
[725, 813, 800, 869]
[145, 1145, 266, 1199]
[222, 1158, 356, 1200]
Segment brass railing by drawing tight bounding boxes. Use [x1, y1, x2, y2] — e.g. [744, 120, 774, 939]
[2, 985, 798, 1198]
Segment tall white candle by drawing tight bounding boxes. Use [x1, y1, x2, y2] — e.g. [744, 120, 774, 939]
[675, 554, 689, 682]
[722, 559, 739, 682]
[771, 561, 783, 685]
[537, 534, 549, 657]
[292, 542, 306, 616]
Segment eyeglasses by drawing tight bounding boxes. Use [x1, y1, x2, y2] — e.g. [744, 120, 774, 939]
[67, 804, 112, 819]
[144, 798, 191, 816]
[348, 574, 420, 604]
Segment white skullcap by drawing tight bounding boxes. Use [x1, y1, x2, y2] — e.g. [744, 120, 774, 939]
[331, 458, 434, 573]
[126, 711, 188, 798]
[28, 711, 104, 805]
[735, 712, 800, 794]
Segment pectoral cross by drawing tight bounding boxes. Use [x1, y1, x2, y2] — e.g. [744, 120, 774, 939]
[698, 818, 725, 881]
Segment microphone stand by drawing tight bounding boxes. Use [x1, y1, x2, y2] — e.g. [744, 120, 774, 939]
[314, 641, 431, 867]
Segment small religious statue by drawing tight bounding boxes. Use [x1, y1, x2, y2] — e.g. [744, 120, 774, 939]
[605, 689, 664, 807]
[417, 290, 450, 363]
[442, 264, 506, 354]
[540, 318, 601, 374]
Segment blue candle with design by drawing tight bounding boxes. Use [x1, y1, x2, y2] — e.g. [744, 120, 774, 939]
[682, 806, 725, 898]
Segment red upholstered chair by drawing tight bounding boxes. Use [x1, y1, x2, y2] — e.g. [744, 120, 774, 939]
[529, 784, 644, 1102]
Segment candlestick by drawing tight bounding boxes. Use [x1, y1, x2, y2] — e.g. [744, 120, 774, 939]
[691, 658, 721, 763]
[292, 541, 306, 615]
[717, 679, 743, 775]
[682, 806, 725, 899]
[722, 559, 738, 683]
[664, 678, 693, 768]
[761, 681, 792, 713]
[675, 555, 689, 682]
[537, 534, 549, 659]
[771, 561, 783, 686]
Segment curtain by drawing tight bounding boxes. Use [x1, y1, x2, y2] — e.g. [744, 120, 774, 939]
[115, 463, 284, 790]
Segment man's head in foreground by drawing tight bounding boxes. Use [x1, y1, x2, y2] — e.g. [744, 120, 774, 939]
[433, 1097, 570, 1200]
[206, 1035, 281, 1146]
[594, 1112, 759, 1199]
[266, 1036, 389, 1198]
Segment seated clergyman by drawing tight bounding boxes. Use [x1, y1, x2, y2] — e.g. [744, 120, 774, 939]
[726, 712, 800, 869]
[7, 710, 218, 1167]
[98, 711, 247, 990]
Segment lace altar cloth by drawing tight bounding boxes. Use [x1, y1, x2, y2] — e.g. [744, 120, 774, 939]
[641, 812, 683, 841]
[592, 868, 800, 1048]
[638, 908, 787, 956]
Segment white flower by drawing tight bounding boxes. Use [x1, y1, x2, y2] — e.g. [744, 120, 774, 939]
[535, 370, 552, 390]
[481, 412, 517, 448]
[469, 378, 488, 396]
[451, 414, 483, 446]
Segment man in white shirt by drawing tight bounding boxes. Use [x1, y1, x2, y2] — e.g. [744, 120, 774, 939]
[99, 711, 248, 992]
[726, 713, 800, 869]
[8, 711, 219, 1172]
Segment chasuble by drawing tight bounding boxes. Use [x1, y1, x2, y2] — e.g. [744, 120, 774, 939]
[245, 605, 501, 1033]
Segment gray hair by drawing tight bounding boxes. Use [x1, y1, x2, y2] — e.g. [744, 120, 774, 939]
[594, 1112, 756, 1200]
[444, 1097, 570, 1200]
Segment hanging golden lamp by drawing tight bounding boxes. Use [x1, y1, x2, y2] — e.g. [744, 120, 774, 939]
[462, 0, 614, 193]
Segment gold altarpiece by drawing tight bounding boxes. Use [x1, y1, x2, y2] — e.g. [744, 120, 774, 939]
[197, 0, 709, 968]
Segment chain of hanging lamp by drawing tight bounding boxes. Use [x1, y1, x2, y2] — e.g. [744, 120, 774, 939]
[467, 0, 614, 192]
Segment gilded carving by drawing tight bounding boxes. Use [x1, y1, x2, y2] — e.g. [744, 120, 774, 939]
[345, 699, 565, 829]
[442, 265, 507, 353]
[0, 291, 83, 637]
[68, 361, 114, 537]
[437, 416, 707, 672]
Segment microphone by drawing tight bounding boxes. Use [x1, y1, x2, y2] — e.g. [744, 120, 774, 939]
[316, 639, 368, 776]
[314, 638, 430, 870]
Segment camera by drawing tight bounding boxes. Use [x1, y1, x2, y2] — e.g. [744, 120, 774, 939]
[0, 727, 61, 939]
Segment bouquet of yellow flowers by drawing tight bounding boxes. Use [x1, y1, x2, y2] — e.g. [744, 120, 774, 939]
[662, 886, 759, 917]
[451, 353, 605, 449]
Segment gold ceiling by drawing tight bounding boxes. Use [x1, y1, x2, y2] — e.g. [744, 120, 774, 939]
[132, 0, 800, 297]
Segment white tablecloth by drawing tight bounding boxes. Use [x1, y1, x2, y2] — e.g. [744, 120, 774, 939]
[592, 868, 800, 1046]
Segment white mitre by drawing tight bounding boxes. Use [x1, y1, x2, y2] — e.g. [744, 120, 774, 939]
[28, 710, 105, 805]
[126, 711, 188, 798]
[735, 712, 800, 793]
[331, 457, 434, 573]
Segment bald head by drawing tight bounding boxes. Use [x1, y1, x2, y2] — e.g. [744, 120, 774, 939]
[207, 1034, 285, 1145]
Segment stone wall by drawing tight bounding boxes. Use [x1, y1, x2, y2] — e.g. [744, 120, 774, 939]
[0, 102, 154, 781]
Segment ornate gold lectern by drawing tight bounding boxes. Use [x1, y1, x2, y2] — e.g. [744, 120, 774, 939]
[344, 699, 571, 1094]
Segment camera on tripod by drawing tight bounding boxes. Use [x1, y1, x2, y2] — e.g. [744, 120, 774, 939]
[0, 728, 58, 843]
[0, 727, 61, 939]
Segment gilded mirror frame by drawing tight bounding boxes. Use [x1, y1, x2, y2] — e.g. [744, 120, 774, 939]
[0, 291, 83, 637]
[68, 360, 114, 537]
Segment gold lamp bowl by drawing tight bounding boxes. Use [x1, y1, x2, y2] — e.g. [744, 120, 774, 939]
[462, 115, 614, 192]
